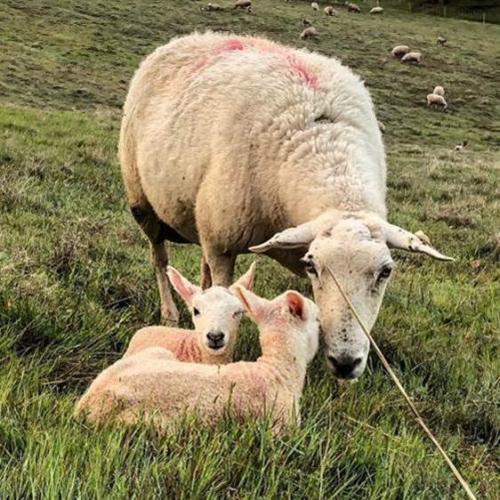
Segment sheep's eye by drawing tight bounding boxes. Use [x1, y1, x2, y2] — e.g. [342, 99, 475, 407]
[377, 265, 393, 282]
[304, 261, 318, 277]
[233, 310, 244, 319]
[193, 307, 201, 316]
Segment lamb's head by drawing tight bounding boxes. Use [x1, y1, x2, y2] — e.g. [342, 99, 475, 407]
[250, 212, 453, 380]
[234, 287, 320, 366]
[167, 263, 256, 358]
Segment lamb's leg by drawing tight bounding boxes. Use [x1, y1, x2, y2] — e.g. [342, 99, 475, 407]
[204, 251, 235, 287]
[131, 204, 179, 325]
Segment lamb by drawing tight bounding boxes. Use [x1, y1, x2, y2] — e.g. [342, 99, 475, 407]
[370, 6, 383, 14]
[401, 51, 422, 64]
[433, 85, 445, 96]
[202, 3, 224, 11]
[311, 2, 319, 11]
[324, 6, 337, 16]
[346, 3, 361, 13]
[300, 26, 319, 39]
[233, 0, 252, 9]
[119, 32, 452, 380]
[302, 18, 312, 26]
[454, 140, 468, 152]
[124, 263, 256, 363]
[437, 35, 447, 46]
[391, 45, 410, 58]
[74, 287, 320, 433]
[427, 93, 447, 109]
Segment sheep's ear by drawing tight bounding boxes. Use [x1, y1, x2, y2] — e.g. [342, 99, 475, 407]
[382, 222, 454, 261]
[167, 267, 200, 306]
[230, 262, 256, 292]
[233, 286, 270, 323]
[249, 223, 316, 253]
[285, 291, 306, 321]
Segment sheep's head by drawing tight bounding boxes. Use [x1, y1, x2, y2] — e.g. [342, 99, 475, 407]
[167, 263, 256, 358]
[234, 287, 320, 367]
[250, 212, 453, 380]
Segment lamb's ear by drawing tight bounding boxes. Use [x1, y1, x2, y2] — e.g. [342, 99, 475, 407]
[382, 222, 454, 261]
[233, 286, 270, 323]
[285, 291, 306, 321]
[230, 262, 256, 292]
[249, 223, 316, 253]
[167, 266, 200, 306]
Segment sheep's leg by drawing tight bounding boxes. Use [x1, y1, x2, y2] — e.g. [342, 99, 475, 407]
[200, 255, 213, 290]
[131, 204, 179, 325]
[205, 252, 235, 287]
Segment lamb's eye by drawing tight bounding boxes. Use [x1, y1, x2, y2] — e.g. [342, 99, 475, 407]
[193, 307, 201, 316]
[377, 265, 393, 282]
[233, 310, 244, 319]
[304, 261, 318, 277]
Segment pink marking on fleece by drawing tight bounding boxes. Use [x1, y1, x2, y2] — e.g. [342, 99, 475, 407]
[189, 37, 319, 88]
[176, 336, 203, 362]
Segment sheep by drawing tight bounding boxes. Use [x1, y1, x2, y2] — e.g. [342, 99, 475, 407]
[370, 6, 383, 14]
[311, 2, 319, 11]
[433, 85, 445, 96]
[454, 140, 468, 152]
[300, 26, 319, 39]
[203, 3, 224, 11]
[427, 93, 448, 109]
[391, 45, 410, 58]
[437, 35, 447, 46]
[324, 6, 338, 16]
[377, 120, 386, 134]
[302, 18, 313, 26]
[234, 0, 252, 10]
[119, 32, 452, 380]
[75, 287, 320, 433]
[401, 51, 422, 64]
[346, 3, 361, 13]
[124, 263, 256, 363]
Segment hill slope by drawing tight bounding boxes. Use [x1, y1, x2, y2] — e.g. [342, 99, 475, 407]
[0, 1, 499, 498]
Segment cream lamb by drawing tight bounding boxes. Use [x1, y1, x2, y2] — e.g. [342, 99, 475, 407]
[124, 263, 255, 363]
[75, 287, 320, 433]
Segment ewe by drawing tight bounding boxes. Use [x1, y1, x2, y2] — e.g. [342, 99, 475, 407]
[300, 26, 319, 39]
[119, 33, 452, 380]
[433, 85, 445, 96]
[401, 51, 422, 63]
[391, 45, 410, 58]
[125, 263, 256, 363]
[311, 2, 319, 11]
[427, 93, 447, 109]
[324, 6, 337, 16]
[370, 6, 383, 14]
[346, 3, 361, 13]
[75, 287, 320, 433]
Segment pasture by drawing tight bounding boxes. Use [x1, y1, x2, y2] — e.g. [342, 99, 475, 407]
[0, 0, 499, 497]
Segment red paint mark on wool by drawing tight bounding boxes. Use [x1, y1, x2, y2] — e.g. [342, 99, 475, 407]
[287, 55, 319, 89]
[222, 38, 246, 52]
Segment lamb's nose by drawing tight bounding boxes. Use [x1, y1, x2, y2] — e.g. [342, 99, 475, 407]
[327, 355, 362, 379]
[207, 331, 224, 343]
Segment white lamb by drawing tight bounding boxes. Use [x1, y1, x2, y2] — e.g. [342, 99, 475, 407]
[119, 32, 452, 381]
[427, 93, 447, 109]
[433, 85, 445, 96]
[401, 51, 422, 63]
[124, 263, 256, 363]
[346, 3, 361, 13]
[311, 2, 319, 11]
[370, 6, 383, 14]
[74, 287, 320, 433]
[324, 6, 337, 16]
[391, 45, 410, 58]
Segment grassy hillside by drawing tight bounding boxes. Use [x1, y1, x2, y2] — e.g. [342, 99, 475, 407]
[0, 1, 499, 498]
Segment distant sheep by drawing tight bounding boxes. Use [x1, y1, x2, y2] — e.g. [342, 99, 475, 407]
[391, 45, 410, 58]
[300, 26, 319, 39]
[433, 85, 445, 96]
[454, 140, 468, 152]
[303, 18, 313, 26]
[234, 0, 251, 7]
[75, 288, 320, 433]
[427, 93, 447, 109]
[370, 6, 383, 14]
[324, 6, 338, 16]
[311, 2, 319, 11]
[346, 3, 361, 13]
[203, 3, 224, 11]
[124, 264, 256, 364]
[401, 51, 422, 64]
[437, 35, 447, 46]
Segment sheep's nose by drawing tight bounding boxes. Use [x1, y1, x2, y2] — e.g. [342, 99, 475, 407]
[207, 331, 224, 343]
[327, 355, 362, 379]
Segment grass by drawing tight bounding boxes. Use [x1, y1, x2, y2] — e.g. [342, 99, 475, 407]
[0, 0, 499, 498]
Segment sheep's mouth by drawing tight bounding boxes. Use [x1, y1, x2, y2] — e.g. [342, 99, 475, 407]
[207, 339, 225, 350]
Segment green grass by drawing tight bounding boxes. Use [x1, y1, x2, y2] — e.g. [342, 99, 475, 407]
[0, 0, 499, 498]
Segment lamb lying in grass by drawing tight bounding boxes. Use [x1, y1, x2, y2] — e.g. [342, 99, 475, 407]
[124, 263, 256, 363]
[75, 287, 320, 433]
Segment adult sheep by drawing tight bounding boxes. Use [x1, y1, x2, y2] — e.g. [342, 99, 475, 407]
[119, 32, 452, 380]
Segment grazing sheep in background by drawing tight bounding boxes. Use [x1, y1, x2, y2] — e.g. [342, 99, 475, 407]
[346, 3, 361, 13]
[234, 0, 251, 8]
[427, 93, 447, 109]
[370, 6, 383, 14]
[124, 263, 256, 363]
[324, 6, 337, 16]
[300, 26, 319, 39]
[401, 51, 422, 63]
[437, 35, 447, 46]
[391, 45, 410, 58]
[203, 3, 224, 11]
[433, 85, 445, 96]
[454, 140, 468, 152]
[75, 287, 320, 433]
[311, 2, 319, 11]
[120, 32, 452, 380]
[302, 18, 312, 26]
[377, 120, 386, 134]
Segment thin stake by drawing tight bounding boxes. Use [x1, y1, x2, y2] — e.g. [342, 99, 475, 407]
[326, 266, 476, 500]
